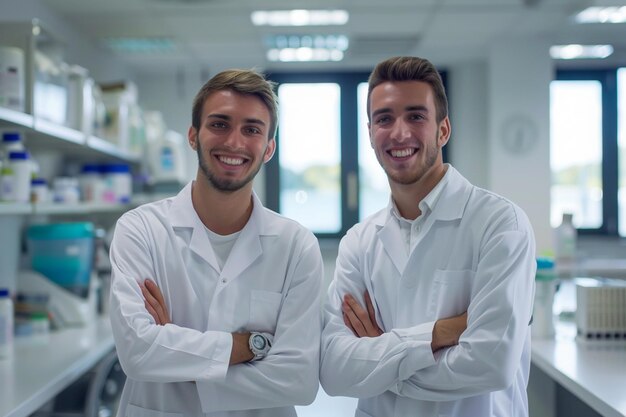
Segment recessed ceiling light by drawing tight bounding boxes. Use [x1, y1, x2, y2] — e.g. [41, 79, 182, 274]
[251, 9, 349, 26]
[104, 37, 176, 53]
[264, 35, 348, 62]
[574, 6, 626, 24]
[550, 44, 614, 60]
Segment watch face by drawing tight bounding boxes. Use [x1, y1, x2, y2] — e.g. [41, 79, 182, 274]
[252, 334, 266, 350]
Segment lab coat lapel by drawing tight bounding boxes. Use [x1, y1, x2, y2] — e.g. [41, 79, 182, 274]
[168, 182, 221, 274]
[377, 212, 408, 275]
[220, 192, 264, 282]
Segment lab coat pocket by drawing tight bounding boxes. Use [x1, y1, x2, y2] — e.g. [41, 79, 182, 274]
[427, 269, 474, 319]
[248, 290, 282, 333]
[125, 404, 182, 417]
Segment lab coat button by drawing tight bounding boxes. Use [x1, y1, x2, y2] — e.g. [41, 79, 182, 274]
[221, 278, 227, 284]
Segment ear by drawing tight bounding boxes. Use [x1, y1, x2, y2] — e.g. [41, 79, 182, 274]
[263, 138, 276, 163]
[368, 121, 374, 148]
[437, 117, 451, 147]
[188, 126, 198, 150]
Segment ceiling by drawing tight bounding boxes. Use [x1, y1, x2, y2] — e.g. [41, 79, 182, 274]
[39, 0, 626, 75]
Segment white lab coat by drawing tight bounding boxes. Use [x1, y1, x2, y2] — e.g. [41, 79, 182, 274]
[109, 182, 323, 417]
[320, 165, 536, 417]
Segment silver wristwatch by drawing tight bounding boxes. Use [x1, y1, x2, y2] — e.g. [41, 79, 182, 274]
[249, 332, 272, 361]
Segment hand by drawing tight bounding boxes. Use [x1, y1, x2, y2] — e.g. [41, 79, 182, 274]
[230, 332, 254, 364]
[431, 311, 467, 352]
[342, 290, 383, 338]
[141, 279, 171, 325]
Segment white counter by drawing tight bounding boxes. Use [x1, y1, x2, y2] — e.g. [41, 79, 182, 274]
[0, 316, 114, 417]
[531, 281, 626, 417]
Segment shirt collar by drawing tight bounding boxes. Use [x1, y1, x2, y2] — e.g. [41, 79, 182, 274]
[389, 164, 452, 222]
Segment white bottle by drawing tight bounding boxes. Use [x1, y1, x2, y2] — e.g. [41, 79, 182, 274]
[554, 212, 577, 265]
[4, 151, 32, 202]
[0, 288, 14, 359]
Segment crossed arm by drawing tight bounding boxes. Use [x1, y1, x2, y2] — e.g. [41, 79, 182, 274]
[141, 279, 254, 364]
[341, 290, 467, 352]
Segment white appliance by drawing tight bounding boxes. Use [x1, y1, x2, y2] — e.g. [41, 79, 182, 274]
[576, 277, 626, 341]
[17, 269, 97, 327]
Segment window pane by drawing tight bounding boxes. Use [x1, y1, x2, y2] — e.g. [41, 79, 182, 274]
[550, 80, 603, 229]
[619, 68, 626, 237]
[278, 83, 341, 233]
[357, 82, 390, 220]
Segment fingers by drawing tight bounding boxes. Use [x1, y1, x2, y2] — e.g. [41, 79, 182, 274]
[364, 291, 383, 336]
[343, 295, 368, 337]
[141, 279, 171, 325]
[341, 293, 382, 338]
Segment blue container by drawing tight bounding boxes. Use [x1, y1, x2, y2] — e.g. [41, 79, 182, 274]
[27, 223, 94, 298]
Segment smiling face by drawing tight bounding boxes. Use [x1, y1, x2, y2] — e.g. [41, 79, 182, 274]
[368, 80, 450, 188]
[189, 89, 275, 193]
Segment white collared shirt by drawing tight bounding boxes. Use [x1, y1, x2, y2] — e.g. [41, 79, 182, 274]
[391, 167, 450, 254]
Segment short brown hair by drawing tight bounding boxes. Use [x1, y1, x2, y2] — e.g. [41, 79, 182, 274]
[367, 56, 448, 123]
[191, 69, 278, 138]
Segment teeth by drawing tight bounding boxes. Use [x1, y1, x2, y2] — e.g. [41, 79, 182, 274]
[390, 149, 415, 158]
[219, 156, 245, 166]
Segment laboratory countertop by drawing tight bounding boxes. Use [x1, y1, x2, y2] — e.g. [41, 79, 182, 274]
[0, 316, 114, 417]
[530, 281, 626, 417]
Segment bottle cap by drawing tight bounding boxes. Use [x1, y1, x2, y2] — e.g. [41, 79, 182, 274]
[8, 151, 29, 160]
[2, 132, 21, 143]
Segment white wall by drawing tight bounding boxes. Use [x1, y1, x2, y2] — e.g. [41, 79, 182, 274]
[487, 38, 553, 255]
[448, 60, 489, 189]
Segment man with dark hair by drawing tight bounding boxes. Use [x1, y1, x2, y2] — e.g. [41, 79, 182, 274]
[320, 56, 536, 417]
[109, 69, 323, 417]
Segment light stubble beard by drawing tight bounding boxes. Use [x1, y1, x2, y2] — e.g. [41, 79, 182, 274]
[196, 136, 265, 193]
[379, 132, 441, 186]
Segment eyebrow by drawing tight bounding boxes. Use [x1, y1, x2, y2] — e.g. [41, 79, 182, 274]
[371, 105, 429, 118]
[207, 113, 267, 127]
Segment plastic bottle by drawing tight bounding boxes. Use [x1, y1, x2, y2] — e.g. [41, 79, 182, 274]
[2, 131, 25, 152]
[79, 164, 102, 202]
[0, 46, 25, 112]
[1, 151, 31, 202]
[532, 258, 557, 339]
[554, 212, 577, 267]
[30, 177, 50, 203]
[102, 163, 132, 203]
[0, 288, 14, 358]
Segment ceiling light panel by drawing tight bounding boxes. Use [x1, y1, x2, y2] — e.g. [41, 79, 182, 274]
[264, 34, 349, 62]
[550, 44, 614, 60]
[104, 37, 176, 53]
[251, 9, 349, 26]
[574, 6, 626, 23]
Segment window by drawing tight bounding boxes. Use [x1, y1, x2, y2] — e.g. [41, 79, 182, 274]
[551, 69, 623, 235]
[265, 71, 447, 237]
[277, 83, 342, 233]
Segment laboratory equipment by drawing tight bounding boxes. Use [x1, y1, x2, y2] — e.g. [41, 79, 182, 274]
[576, 277, 626, 340]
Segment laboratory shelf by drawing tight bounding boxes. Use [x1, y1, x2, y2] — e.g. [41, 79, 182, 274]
[32, 118, 86, 146]
[0, 202, 31, 215]
[0, 316, 115, 417]
[0, 106, 139, 164]
[32, 201, 131, 215]
[87, 135, 141, 163]
[0, 107, 34, 130]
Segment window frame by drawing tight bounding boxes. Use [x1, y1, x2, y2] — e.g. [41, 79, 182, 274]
[554, 69, 619, 235]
